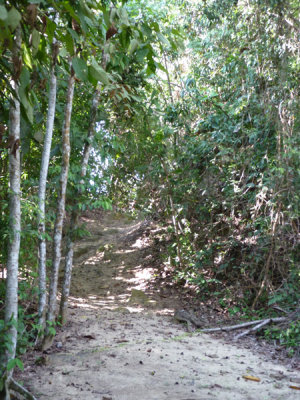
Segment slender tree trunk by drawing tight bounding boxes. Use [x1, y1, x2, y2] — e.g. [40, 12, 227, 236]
[0, 26, 22, 400]
[163, 51, 178, 155]
[37, 40, 58, 329]
[42, 64, 75, 350]
[59, 86, 101, 324]
[160, 159, 183, 269]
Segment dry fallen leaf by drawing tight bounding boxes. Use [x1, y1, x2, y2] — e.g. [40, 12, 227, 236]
[83, 334, 96, 340]
[289, 385, 300, 390]
[242, 375, 261, 382]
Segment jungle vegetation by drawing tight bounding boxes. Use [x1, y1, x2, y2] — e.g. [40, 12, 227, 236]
[0, 0, 299, 397]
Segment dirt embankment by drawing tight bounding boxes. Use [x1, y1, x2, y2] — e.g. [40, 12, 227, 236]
[18, 212, 299, 400]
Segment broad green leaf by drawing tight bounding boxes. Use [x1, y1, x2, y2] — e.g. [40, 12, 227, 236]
[128, 38, 139, 55]
[79, 0, 94, 19]
[20, 66, 30, 88]
[7, 359, 17, 371]
[83, 15, 93, 28]
[171, 28, 183, 37]
[110, 8, 117, 23]
[89, 59, 110, 85]
[136, 47, 149, 62]
[0, 5, 8, 21]
[155, 62, 167, 73]
[19, 86, 33, 123]
[119, 29, 130, 49]
[106, 42, 116, 55]
[151, 21, 160, 32]
[60, 31, 74, 56]
[119, 7, 129, 27]
[146, 65, 155, 76]
[23, 44, 32, 69]
[103, 10, 110, 26]
[31, 29, 40, 56]
[46, 18, 56, 43]
[141, 23, 152, 38]
[59, 46, 68, 57]
[62, 3, 77, 20]
[34, 130, 44, 143]
[15, 358, 24, 371]
[157, 32, 170, 47]
[6, 7, 21, 31]
[72, 57, 88, 81]
[68, 27, 80, 42]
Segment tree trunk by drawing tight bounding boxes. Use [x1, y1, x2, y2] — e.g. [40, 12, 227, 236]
[59, 86, 101, 324]
[42, 64, 75, 350]
[37, 40, 58, 329]
[0, 26, 22, 400]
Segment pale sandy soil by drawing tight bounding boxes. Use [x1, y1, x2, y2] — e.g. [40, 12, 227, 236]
[18, 212, 299, 400]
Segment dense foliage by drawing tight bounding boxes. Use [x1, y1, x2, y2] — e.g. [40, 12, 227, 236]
[105, 0, 300, 346]
[0, 0, 299, 393]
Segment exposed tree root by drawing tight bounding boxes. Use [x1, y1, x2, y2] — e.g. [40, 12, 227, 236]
[9, 379, 37, 400]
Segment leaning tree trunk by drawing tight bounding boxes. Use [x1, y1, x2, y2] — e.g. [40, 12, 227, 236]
[59, 85, 101, 324]
[0, 26, 22, 400]
[37, 40, 59, 329]
[42, 63, 75, 351]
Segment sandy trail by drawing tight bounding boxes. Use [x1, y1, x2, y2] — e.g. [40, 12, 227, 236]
[19, 212, 299, 400]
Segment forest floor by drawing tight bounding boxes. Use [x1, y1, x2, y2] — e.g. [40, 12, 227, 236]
[18, 212, 299, 400]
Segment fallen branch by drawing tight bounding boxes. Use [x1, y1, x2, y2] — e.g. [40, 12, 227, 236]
[234, 318, 272, 340]
[201, 317, 286, 334]
[9, 378, 38, 400]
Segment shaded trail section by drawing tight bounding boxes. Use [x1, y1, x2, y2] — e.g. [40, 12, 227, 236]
[20, 212, 299, 400]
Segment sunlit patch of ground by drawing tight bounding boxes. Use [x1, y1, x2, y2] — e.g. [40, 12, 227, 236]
[18, 212, 299, 400]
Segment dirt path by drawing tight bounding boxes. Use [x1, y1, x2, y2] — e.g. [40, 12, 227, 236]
[20, 213, 299, 399]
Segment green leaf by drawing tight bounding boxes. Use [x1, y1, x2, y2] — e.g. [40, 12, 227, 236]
[157, 32, 170, 47]
[46, 18, 56, 43]
[7, 358, 17, 371]
[79, 0, 94, 19]
[155, 62, 167, 73]
[23, 44, 32, 69]
[0, 5, 8, 21]
[128, 38, 139, 55]
[151, 21, 160, 32]
[110, 8, 117, 23]
[59, 46, 68, 58]
[15, 358, 24, 371]
[72, 57, 88, 81]
[6, 7, 21, 31]
[60, 31, 74, 56]
[31, 29, 40, 56]
[48, 326, 56, 336]
[19, 86, 33, 124]
[62, 2, 77, 20]
[136, 47, 149, 62]
[118, 7, 129, 27]
[103, 10, 110, 26]
[20, 67, 30, 88]
[141, 23, 152, 38]
[34, 130, 44, 143]
[89, 59, 110, 85]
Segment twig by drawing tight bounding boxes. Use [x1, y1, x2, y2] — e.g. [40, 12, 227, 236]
[201, 317, 286, 333]
[9, 378, 38, 400]
[271, 305, 289, 314]
[201, 319, 265, 332]
[234, 318, 272, 340]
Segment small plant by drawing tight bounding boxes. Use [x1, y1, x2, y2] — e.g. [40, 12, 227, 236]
[0, 317, 24, 391]
[264, 321, 300, 355]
